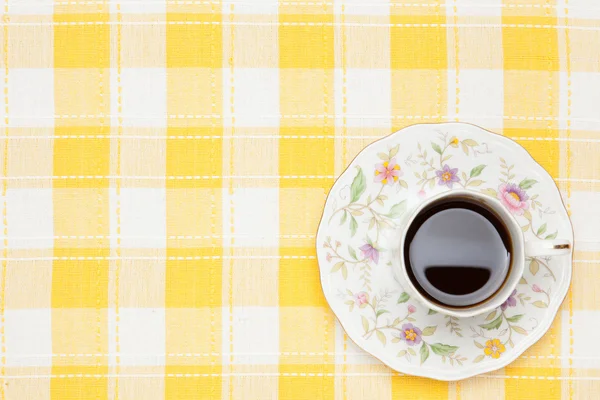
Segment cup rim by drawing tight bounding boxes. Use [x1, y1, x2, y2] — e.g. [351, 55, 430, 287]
[396, 189, 525, 318]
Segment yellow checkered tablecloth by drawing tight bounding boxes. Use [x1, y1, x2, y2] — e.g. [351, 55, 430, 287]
[0, 0, 599, 398]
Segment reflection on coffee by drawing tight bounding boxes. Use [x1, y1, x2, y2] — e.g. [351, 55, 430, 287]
[404, 199, 512, 307]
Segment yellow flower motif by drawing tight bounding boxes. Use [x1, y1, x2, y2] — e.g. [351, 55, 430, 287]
[450, 137, 459, 148]
[484, 339, 506, 359]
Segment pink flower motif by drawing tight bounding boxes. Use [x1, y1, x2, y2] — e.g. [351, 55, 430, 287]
[326, 253, 332, 262]
[374, 158, 402, 185]
[407, 304, 417, 314]
[497, 183, 529, 216]
[335, 241, 341, 248]
[436, 164, 460, 188]
[359, 243, 380, 265]
[354, 291, 369, 305]
[532, 284, 542, 293]
[418, 190, 426, 199]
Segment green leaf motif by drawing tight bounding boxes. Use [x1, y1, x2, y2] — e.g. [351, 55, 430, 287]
[473, 354, 485, 363]
[376, 330, 386, 345]
[386, 201, 407, 219]
[421, 326, 437, 336]
[350, 168, 367, 203]
[479, 315, 503, 330]
[462, 139, 478, 147]
[519, 178, 538, 190]
[470, 164, 487, 178]
[431, 142, 442, 155]
[331, 262, 344, 273]
[427, 309, 438, 315]
[397, 292, 410, 304]
[545, 232, 558, 240]
[361, 316, 369, 333]
[390, 145, 399, 158]
[348, 246, 357, 260]
[532, 301, 548, 308]
[408, 348, 416, 356]
[340, 210, 348, 225]
[349, 216, 358, 237]
[481, 188, 498, 197]
[341, 264, 348, 280]
[430, 343, 459, 356]
[511, 325, 528, 335]
[530, 259, 539, 275]
[485, 310, 497, 321]
[397, 350, 407, 358]
[468, 180, 484, 187]
[474, 341, 484, 349]
[537, 223, 547, 236]
[376, 310, 389, 317]
[506, 314, 524, 323]
[368, 218, 376, 230]
[420, 343, 430, 364]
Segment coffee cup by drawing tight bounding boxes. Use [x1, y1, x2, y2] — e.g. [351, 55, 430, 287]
[390, 189, 571, 318]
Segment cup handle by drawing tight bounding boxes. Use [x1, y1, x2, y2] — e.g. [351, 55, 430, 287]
[525, 239, 572, 257]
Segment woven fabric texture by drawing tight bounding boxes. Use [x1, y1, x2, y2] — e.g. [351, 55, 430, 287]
[0, 0, 598, 398]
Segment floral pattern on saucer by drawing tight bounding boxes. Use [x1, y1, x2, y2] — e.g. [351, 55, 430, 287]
[317, 123, 573, 380]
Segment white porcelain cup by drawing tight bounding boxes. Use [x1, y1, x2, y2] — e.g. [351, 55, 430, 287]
[391, 189, 571, 318]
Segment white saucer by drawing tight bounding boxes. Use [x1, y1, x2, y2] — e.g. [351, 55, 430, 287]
[316, 123, 573, 381]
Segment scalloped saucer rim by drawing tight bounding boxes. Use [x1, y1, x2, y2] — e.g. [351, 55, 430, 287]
[316, 122, 573, 381]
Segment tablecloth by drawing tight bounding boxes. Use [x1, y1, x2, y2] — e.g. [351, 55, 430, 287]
[0, 0, 599, 399]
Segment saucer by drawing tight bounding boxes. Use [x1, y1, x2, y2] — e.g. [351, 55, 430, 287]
[316, 122, 573, 381]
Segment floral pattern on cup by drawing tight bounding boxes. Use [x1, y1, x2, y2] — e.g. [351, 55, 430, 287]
[320, 125, 570, 376]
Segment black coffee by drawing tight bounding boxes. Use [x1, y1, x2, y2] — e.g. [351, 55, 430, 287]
[404, 199, 511, 307]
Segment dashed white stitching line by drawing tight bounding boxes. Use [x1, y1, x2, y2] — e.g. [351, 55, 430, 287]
[6, 0, 573, 8]
[9, 256, 593, 261]
[0, 175, 336, 179]
[0, 175, 598, 183]
[555, 178, 600, 183]
[0, 256, 317, 261]
[0, 175, 336, 180]
[7, 234, 316, 240]
[2, 373, 599, 380]
[4, 136, 600, 143]
[7, 114, 598, 120]
[6, 352, 599, 359]
[0, 21, 598, 30]
[2, 256, 597, 262]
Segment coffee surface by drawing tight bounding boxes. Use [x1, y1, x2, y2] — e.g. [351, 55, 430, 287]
[404, 200, 511, 306]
